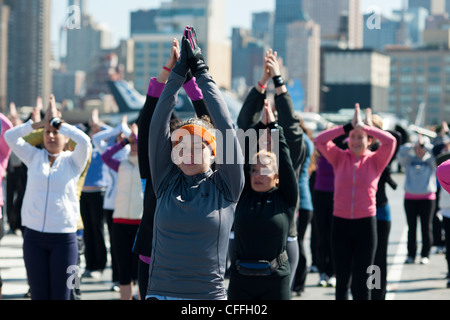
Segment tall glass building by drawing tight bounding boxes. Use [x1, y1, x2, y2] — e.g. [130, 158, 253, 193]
[273, 0, 304, 61]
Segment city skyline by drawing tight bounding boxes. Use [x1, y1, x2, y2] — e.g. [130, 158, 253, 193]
[51, 0, 403, 49]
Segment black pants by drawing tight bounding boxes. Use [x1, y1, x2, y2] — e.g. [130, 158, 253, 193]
[104, 209, 119, 283]
[404, 199, 435, 259]
[314, 190, 335, 277]
[332, 216, 377, 300]
[23, 228, 78, 300]
[371, 217, 391, 300]
[138, 258, 150, 300]
[111, 223, 139, 285]
[293, 209, 313, 292]
[80, 191, 107, 271]
[228, 271, 291, 300]
[6, 164, 26, 232]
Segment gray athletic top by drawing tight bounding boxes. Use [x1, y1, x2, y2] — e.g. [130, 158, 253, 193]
[147, 71, 244, 300]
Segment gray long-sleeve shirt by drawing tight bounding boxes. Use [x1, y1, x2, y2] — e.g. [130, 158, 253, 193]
[147, 71, 244, 300]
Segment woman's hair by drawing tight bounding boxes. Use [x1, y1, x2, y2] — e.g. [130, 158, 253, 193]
[174, 115, 214, 132]
[251, 150, 278, 175]
[172, 115, 217, 156]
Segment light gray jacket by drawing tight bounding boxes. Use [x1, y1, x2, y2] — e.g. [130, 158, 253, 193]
[397, 143, 437, 196]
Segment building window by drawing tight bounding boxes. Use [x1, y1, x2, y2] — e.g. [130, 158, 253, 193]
[428, 56, 442, 63]
[429, 96, 441, 104]
[399, 76, 413, 83]
[400, 66, 413, 74]
[428, 66, 441, 73]
[400, 86, 412, 93]
[399, 57, 413, 64]
[428, 76, 441, 84]
[415, 75, 425, 83]
[400, 95, 412, 104]
[428, 85, 442, 94]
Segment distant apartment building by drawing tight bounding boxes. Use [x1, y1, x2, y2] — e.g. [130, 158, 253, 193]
[252, 11, 274, 47]
[303, 0, 363, 49]
[387, 47, 450, 125]
[131, 0, 231, 93]
[272, 0, 304, 61]
[410, 0, 446, 14]
[231, 28, 265, 90]
[52, 69, 86, 103]
[322, 48, 390, 113]
[363, 8, 428, 50]
[286, 18, 321, 112]
[130, 9, 159, 35]
[65, 1, 113, 73]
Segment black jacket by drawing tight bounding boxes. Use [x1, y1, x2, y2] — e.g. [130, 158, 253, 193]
[237, 88, 306, 237]
[232, 124, 298, 277]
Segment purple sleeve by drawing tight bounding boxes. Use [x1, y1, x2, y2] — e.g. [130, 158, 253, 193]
[101, 141, 125, 172]
[147, 78, 165, 98]
[183, 77, 203, 101]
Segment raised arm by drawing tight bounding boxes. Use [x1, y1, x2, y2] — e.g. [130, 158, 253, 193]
[237, 50, 272, 131]
[49, 96, 91, 171]
[4, 121, 42, 166]
[101, 140, 127, 172]
[314, 125, 348, 167]
[92, 117, 128, 154]
[261, 101, 298, 208]
[274, 123, 298, 208]
[148, 37, 187, 194]
[185, 26, 244, 201]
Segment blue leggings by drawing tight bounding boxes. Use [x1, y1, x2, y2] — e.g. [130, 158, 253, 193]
[23, 228, 78, 300]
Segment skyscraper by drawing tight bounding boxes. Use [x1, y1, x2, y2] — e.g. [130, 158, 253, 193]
[65, 0, 112, 73]
[409, 0, 445, 14]
[131, 0, 231, 91]
[286, 18, 321, 112]
[302, 0, 363, 49]
[6, 0, 52, 107]
[272, 0, 304, 61]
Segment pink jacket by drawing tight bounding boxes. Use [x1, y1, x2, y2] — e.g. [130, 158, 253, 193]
[0, 113, 13, 210]
[314, 125, 397, 220]
[437, 159, 450, 194]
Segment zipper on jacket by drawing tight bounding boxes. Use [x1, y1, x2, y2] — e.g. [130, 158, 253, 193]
[350, 157, 359, 219]
[41, 165, 53, 232]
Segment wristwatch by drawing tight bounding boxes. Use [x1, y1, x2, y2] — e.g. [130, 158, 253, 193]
[50, 117, 62, 130]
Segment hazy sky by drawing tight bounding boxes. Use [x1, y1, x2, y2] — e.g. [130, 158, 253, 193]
[51, 0, 403, 46]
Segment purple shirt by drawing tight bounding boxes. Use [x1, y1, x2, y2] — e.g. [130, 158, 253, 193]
[314, 154, 335, 192]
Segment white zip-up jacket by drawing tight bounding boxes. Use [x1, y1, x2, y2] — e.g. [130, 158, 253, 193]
[114, 155, 143, 222]
[5, 121, 91, 233]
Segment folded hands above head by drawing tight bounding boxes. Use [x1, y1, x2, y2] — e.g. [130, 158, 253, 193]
[172, 26, 209, 79]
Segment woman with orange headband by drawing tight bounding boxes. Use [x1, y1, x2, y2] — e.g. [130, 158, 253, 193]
[145, 26, 244, 300]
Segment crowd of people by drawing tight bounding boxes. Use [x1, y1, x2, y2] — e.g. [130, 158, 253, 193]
[0, 26, 450, 300]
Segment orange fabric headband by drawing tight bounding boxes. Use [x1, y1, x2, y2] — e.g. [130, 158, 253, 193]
[172, 124, 216, 156]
